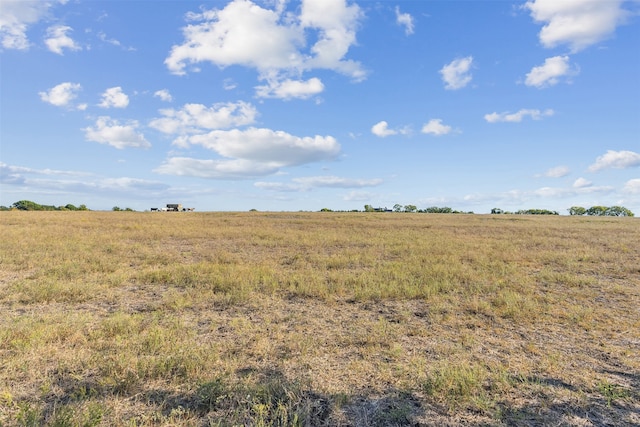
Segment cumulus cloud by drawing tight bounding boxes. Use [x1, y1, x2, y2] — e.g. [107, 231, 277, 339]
[371, 121, 396, 137]
[395, 6, 414, 35]
[84, 116, 151, 149]
[0, 0, 65, 50]
[153, 89, 173, 102]
[150, 101, 258, 135]
[44, 25, 81, 54]
[524, 0, 629, 52]
[542, 165, 570, 178]
[371, 121, 411, 138]
[525, 55, 578, 88]
[623, 178, 640, 194]
[154, 157, 281, 179]
[573, 177, 592, 188]
[39, 82, 82, 108]
[255, 77, 324, 100]
[588, 150, 640, 172]
[298, 0, 364, 78]
[484, 108, 554, 123]
[421, 119, 452, 136]
[164, 0, 365, 98]
[154, 127, 341, 180]
[176, 128, 340, 167]
[440, 56, 473, 90]
[98, 87, 129, 109]
[150, 99, 340, 179]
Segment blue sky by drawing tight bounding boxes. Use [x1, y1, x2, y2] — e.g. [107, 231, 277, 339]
[1, 0, 639, 213]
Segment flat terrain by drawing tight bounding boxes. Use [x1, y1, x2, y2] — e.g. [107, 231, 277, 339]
[0, 212, 638, 426]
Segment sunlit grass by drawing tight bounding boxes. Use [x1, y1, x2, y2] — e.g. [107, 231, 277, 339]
[1, 211, 638, 425]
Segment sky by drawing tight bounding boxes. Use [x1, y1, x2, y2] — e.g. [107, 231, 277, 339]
[1, 0, 639, 213]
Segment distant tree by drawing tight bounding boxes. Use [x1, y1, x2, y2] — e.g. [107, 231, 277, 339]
[249, 208, 258, 212]
[364, 204, 375, 212]
[78, 204, 88, 211]
[422, 206, 452, 214]
[605, 206, 634, 217]
[0, 206, 9, 211]
[404, 205, 417, 213]
[12, 200, 42, 211]
[586, 206, 608, 216]
[568, 206, 587, 216]
[320, 208, 333, 212]
[112, 206, 121, 211]
[516, 209, 559, 215]
[393, 204, 403, 212]
[124, 207, 135, 212]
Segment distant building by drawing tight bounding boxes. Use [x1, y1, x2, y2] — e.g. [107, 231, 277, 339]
[150, 203, 194, 212]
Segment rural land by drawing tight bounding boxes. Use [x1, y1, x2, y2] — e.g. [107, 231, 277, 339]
[0, 210, 638, 426]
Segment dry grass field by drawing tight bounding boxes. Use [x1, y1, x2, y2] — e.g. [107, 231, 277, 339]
[0, 211, 638, 426]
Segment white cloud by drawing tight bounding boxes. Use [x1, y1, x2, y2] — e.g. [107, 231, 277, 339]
[440, 56, 473, 90]
[0, 0, 65, 50]
[44, 25, 81, 54]
[166, 0, 302, 75]
[177, 127, 340, 167]
[543, 165, 570, 178]
[421, 119, 452, 136]
[573, 177, 592, 188]
[395, 6, 414, 35]
[371, 121, 396, 137]
[1, 161, 170, 200]
[84, 116, 151, 149]
[165, 0, 365, 96]
[588, 150, 640, 172]
[154, 157, 280, 179]
[149, 101, 258, 135]
[484, 108, 554, 123]
[371, 121, 410, 137]
[0, 162, 90, 186]
[255, 77, 324, 100]
[298, 0, 365, 79]
[39, 82, 81, 108]
[150, 99, 339, 179]
[525, 55, 578, 88]
[153, 89, 173, 102]
[98, 87, 129, 109]
[524, 0, 629, 52]
[623, 178, 640, 194]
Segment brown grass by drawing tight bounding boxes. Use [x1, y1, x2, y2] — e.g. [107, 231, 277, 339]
[0, 211, 638, 426]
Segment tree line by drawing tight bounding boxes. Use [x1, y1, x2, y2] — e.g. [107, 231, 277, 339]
[0, 200, 89, 211]
[567, 206, 634, 217]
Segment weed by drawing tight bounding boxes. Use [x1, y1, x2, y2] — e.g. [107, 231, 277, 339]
[597, 381, 629, 407]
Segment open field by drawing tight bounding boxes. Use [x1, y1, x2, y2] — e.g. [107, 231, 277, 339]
[0, 211, 638, 426]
